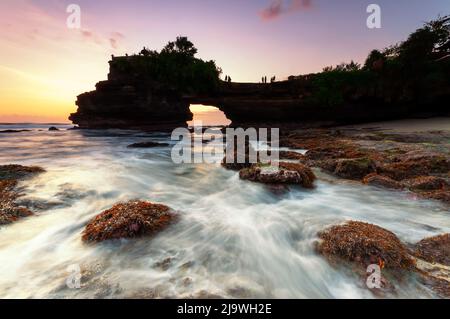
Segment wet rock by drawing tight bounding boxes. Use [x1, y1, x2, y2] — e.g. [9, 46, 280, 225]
[363, 174, 403, 190]
[279, 151, 305, 161]
[414, 234, 450, 266]
[333, 157, 376, 180]
[0, 165, 45, 225]
[0, 180, 33, 225]
[419, 190, 450, 204]
[48, 127, 59, 131]
[380, 155, 450, 181]
[221, 142, 257, 171]
[127, 141, 169, 148]
[316, 221, 415, 271]
[239, 162, 315, 188]
[0, 165, 45, 180]
[403, 176, 447, 191]
[82, 200, 177, 243]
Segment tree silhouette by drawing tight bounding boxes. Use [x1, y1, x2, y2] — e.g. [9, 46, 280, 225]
[162, 36, 198, 57]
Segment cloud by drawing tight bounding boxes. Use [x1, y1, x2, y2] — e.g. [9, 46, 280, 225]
[260, 0, 312, 21]
[109, 32, 125, 50]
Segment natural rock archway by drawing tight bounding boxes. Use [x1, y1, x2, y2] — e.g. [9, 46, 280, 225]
[70, 54, 450, 130]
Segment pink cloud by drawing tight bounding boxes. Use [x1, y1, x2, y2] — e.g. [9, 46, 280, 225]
[260, 0, 312, 21]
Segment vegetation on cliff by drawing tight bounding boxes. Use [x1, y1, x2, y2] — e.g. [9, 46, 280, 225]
[307, 15, 450, 108]
[110, 36, 222, 95]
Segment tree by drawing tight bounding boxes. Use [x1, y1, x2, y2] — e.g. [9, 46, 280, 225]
[162, 36, 198, 57]
[364, 50, 386, 70]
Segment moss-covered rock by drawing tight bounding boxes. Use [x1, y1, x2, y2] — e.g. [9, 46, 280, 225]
[316, 221, 415, 271]
[82, 200, 177, 243]
[363, 174, 403, 190]
[333, 157, 377, 180]
[414, 234, 450, 266]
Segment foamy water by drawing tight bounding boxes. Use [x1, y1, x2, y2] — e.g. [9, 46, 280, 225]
[0, 124, 449, 299]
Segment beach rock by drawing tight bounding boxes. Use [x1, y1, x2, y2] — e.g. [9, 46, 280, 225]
[316, 221, 415, 271]
[403, 176, 447, 191]
[279, 151, 305, 161]
[0, 165, 45, 181]
[414, 234, 450, 266]
[363, 174, 403, 190]
[239, 162, 315, 188]
[419, 189, 450, 204]
[380, 155, 450, 181]
[48, 127, 59, 131]
[0, 180, 33, 225]
[127, 141, 169, 148]
[82, 200, 177, 243]
[333, 157, 376, 180]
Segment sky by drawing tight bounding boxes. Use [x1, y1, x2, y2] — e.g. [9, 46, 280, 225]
[0, 0, 448, 123]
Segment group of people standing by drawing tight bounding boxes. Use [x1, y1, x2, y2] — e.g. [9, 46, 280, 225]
[223, 75, 277, 83]
[261, 76, 276, 83]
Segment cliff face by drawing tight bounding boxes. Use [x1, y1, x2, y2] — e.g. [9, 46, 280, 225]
[70, 57, 193, 130]
[71, 56, 450, 129]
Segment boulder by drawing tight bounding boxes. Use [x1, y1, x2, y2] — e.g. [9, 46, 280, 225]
[48, 127, 59, 131]
[316, 221, 415, 270]
[239, 162, 316, 188]
[82, 200, 177, 242]
[363, 174, 403, 190]
[333, 157, 376, 180]
[414, 234, 450, 266]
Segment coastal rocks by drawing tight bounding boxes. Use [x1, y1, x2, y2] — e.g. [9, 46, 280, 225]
[0, 165, 45, 225]
[362, 174, 403, 190]
[239, 162, 316, 188]
[48, 127, 59, 131]
[414, 234, 450, 266]
[316, 221, 450, 297]
[279, 151, 305, 161]
[0, 180, 33, 225]
[0, 165, 44, 180]
[127, 141, 169, 148]
[379, 154, 450, 181]
[316, 221, 415, 271]
[403, 176, 447, 191]
[82, 200, 177, 243]
[332, 157, 377, 180]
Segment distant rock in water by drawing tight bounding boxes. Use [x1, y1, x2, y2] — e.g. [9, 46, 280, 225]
[0, 129, 31, 134]
[48, 127, 59, 131]
[82, 200, 177, 243]
[0, 164, 45, 225]
[127, 141, 169, 148]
